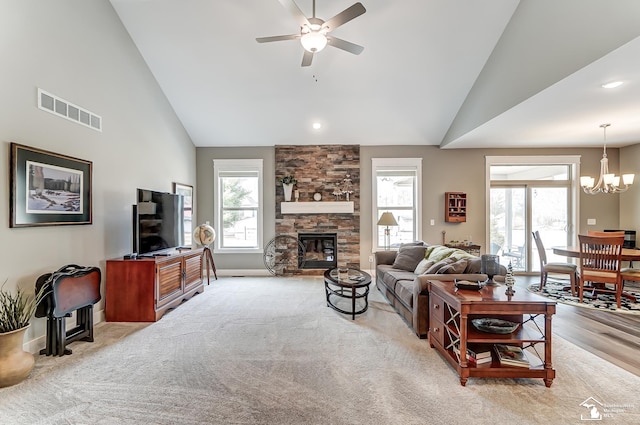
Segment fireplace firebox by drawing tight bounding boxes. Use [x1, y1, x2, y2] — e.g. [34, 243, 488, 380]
[298, 233, 337, 269]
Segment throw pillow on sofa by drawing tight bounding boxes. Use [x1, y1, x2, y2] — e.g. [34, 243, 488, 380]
[436, 258, 468, 274]
[464, 257, 483, 273]
[392, 245, 427, 271]
[414, 259, 435, 274]
[423, 257, 456, 274]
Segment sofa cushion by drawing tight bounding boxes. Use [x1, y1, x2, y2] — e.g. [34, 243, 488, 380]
[436, 258, 468, 274]
[414, 259, 435, 274]
[394, 279, 414, 308]
[464, 257, 483, 273]
[400, 241, 426, 247]
[392, 245, 427, 271]
[377, 265, 416, 291]
[424, 257, 456, 274]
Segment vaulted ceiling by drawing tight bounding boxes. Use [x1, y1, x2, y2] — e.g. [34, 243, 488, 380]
[110, 0, 640, 149]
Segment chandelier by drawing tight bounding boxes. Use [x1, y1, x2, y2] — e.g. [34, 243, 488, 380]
[580, 124, 634, 194]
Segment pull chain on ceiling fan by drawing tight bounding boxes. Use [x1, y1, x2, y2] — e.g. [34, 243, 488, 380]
[256, 0, 366, 67]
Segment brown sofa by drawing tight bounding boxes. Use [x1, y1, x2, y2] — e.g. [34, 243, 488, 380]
[375, 244, 506, 338]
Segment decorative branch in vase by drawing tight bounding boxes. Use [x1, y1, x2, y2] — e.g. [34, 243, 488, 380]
[279, 175, 297, 202]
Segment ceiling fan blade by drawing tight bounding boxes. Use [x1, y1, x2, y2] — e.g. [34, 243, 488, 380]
[301, 50, 313, 67]
[322, 2, 366, 32]
[326, 36, 364, 55]
[256, 34, 300, 43]
[278, 0, 310, 27]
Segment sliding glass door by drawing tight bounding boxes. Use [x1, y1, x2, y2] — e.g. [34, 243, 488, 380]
[487, 158, 578, 273]
[530, 187, 570, 270]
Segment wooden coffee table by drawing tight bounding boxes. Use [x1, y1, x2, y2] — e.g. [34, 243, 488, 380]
[428, 280, 556, 387]
[323, 268, 371, 320]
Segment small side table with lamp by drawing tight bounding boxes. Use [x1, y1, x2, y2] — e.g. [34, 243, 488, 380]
[377, 212, 398, 251]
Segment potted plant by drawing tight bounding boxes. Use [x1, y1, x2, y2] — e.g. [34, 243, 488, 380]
[279, 175, 297, 202]
[0, 281, 47, 388]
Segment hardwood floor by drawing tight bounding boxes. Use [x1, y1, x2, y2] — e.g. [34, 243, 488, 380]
[518, 275, 640, 377]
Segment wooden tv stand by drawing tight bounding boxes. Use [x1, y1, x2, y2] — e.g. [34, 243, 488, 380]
[428, 280, 556, 387]
[105, 248, 204, 322]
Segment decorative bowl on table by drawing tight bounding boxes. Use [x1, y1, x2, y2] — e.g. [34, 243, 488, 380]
[471, 318, 519, 334]
[454, 279, 484, 291]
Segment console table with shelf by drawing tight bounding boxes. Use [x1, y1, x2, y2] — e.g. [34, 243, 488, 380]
[105, 248, 204, 322]
[444, 243, 481, 256]
[428, 280, 556, 387]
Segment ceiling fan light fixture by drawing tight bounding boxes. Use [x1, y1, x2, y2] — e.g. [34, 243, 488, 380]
[301, 30, 327, 52]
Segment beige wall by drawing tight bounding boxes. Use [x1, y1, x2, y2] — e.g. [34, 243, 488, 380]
[361, 146, 633, 266]
[0, 1, 195, 347]
[197, 144, 634, 271]
[620, 143, 640, 230]
[195, 147, 275, 270]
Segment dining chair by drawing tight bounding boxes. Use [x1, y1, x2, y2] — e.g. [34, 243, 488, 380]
[578, 234, 624, 308]
[503, 245, 524, 268]
[620, 266, 640, 303]
[597, 232, 640, 303]
[532, 231, 578, 295]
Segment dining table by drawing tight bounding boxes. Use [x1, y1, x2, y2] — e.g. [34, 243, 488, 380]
[552, 246, 640, 262]
[552, 245, 639, 302]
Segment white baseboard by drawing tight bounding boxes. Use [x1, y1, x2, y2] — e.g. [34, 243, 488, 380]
[213, 269, 271, 277]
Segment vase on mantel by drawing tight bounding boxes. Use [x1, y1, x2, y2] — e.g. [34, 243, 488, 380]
[283, 183, 294, 202]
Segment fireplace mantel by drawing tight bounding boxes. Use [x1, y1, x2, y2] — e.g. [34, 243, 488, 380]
[281, 201, 354, 214]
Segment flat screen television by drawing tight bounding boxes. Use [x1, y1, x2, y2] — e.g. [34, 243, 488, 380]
[133, 188, 184, 255]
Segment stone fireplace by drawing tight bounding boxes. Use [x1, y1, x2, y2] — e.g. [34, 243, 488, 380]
[275, 145, 360, 275]
[299, 232, 337, 269]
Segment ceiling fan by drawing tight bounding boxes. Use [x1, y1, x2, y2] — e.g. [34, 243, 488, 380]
[256, 0, 366, 67]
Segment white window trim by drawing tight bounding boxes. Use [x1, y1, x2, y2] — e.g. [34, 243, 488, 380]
[485, 155, 580, 248]
[213, 159, 264, 254]
[371, 158, 423, 251]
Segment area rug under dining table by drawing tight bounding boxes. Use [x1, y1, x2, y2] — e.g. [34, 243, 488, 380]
[527, 280, 640, 314]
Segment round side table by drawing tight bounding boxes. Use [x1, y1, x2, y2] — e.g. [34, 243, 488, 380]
[323, 268, 372, 320]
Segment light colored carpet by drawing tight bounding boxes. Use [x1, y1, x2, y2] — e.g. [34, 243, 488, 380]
[1, 276, 639, 424]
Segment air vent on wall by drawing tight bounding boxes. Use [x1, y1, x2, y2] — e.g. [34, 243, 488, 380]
[37, 88, 102, 132]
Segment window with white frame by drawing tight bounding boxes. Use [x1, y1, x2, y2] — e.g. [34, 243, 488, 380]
[213, 159, 263, 252]
[372, 158, 422, 250]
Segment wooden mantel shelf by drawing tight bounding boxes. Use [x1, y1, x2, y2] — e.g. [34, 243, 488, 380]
[281, 201, 354, 214]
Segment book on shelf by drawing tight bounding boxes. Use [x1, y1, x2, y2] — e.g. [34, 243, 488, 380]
[493, 344, 530, 368]
[467, 344, 492, 360]
[453, 344, 493, 364]
[468, 355, 492, 365]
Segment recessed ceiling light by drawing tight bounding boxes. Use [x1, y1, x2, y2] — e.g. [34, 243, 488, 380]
[312, 122, 322, 130]
[602, 81, 623, 89]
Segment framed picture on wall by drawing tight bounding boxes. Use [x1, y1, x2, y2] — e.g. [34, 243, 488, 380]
[173, 182, 193, 245]
[10, 143, 92, 227]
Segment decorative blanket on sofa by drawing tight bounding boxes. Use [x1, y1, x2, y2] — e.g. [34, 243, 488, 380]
[391, 244, 482, 275]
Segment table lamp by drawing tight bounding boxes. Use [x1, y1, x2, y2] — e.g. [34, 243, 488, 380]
[377, 212, 398, 250]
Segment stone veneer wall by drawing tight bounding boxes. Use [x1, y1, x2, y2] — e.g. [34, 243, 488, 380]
[275, 145, 360, 275]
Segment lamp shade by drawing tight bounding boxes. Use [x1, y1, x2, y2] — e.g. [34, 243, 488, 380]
[377, 212, 398, 227]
